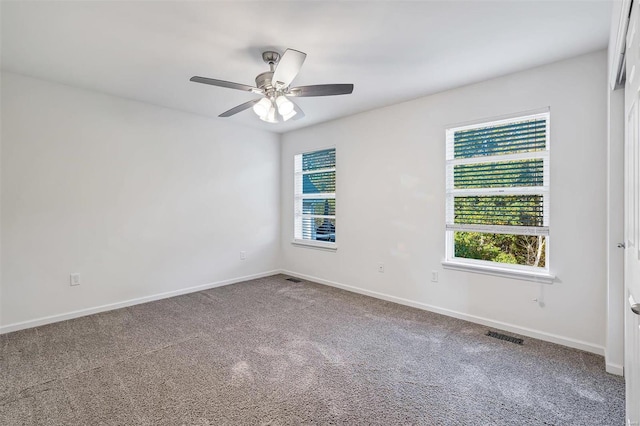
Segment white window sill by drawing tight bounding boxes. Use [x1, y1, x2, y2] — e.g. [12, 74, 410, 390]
[441, 260, 555, 284]
[291, 239, 338, 251]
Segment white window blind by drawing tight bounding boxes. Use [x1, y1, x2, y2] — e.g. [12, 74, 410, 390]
[294, 148, 336, 245]
[445, 111, 550, 270]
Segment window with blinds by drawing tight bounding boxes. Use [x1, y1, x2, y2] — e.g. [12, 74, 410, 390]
[294, 148, 336, 246]
[445, 111, 550, 270]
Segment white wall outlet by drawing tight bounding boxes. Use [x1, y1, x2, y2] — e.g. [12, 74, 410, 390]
[240, 251, 246, 260]
[70, 273, 81, 286]
[431, 270, 438, 282]
[378, 263, 384, 273]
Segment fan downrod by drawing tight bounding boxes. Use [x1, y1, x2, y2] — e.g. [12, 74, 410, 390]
[256, 51, 281, 91]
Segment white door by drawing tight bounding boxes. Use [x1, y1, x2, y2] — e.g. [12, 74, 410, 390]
[624, 2, 640, 424]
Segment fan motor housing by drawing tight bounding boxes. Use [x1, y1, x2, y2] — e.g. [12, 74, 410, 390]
[255, 71, 274, 91]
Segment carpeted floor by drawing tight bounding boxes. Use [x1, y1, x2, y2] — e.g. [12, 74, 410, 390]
[0, 274, 625, 425]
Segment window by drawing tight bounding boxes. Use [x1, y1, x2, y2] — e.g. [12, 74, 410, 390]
[294, 148, 336, 248]
[444, 111, 550, 277]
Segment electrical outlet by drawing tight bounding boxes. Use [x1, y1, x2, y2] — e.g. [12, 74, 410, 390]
[431, 271, 438, 282]
[378, 264, 384, 273]
[70, 273, 81, 286]
[240, 251, 246, 260]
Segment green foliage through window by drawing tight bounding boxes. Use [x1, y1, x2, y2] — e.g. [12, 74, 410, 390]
[454, 232, 546, 268]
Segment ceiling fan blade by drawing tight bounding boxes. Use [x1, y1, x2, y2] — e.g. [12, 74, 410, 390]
[190, 76, 261, 93]
[219, 99, 262, 117]
[288, 84, 354, 97]
[272, 49, 307, 89]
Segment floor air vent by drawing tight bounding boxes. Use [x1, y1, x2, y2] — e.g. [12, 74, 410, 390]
[486, 331, 523, 345]
[286, 277, 302, 283]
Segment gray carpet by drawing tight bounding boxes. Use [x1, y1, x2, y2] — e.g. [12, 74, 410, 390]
[0, 274, 625, 425]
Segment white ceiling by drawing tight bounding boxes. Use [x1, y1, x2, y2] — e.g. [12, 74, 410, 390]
[1, 1, 611, 134]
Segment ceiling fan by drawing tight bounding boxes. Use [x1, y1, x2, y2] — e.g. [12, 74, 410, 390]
[190, 48, 354, 123]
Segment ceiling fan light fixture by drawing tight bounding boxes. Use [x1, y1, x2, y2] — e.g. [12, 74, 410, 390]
[275, 95, 294, 116]
[267, 105, 276, 122]
[253, 97, 272, 118]
[281, 109, 297, 122]
[260, 105, 278, 123]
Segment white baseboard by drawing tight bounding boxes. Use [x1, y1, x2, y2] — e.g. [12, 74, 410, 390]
[2, 268, 609, 360]
[0, 270, 281, 334]
[606, 362, 624, 376]
[281, 269, 606, 356]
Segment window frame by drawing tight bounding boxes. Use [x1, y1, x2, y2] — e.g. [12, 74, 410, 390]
[442, 109, 554, 283]
[292, 146, 337, 251]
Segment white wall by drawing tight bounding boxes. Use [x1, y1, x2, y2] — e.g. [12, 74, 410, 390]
[281, 50, 608, 354]
[0, 72, 280, 329]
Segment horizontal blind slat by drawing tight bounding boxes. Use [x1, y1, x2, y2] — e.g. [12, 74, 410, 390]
[302, 149, 336, 171]
[454, 120, 546, 140]
[454, 195, 544, 227]
[454, 159, 544, 189]
[454, 118, 547, 159]
[302, 199, 336, 215]
[446, 223, 549, 236]
[455, 129, 546, 147]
